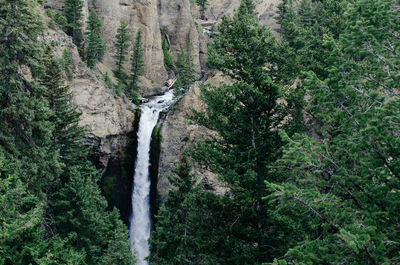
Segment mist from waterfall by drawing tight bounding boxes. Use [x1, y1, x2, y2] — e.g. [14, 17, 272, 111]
[129, 90, 175, 265]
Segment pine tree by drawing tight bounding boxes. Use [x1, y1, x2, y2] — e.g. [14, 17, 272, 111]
[40, 49, 134, 265]
[162, 37, 175, 73]
[173, 41, 196, 98]
[64, 0, 84, 48]
[0, 159, 86, 264]
[113, 21, 130, 83]
[62, 49, 73, 80]
[196, 0, 209, 20]
[189, 0, 286, 261]
[51, 166, 134, 265]
[150, 157, 251, 264]
[40, 48, 86, 182]
[0, 0, 61, 192]
[86, 10, 106, 68]
[129, 29, 145, 101]
[243, 0, 256, 14]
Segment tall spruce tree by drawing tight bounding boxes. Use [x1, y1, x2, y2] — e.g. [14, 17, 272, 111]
[1, 0, 134, 264]
[150, 157, 251, 264]
[189, 1, 286, 262]
[40, 48, 86, 185]
[196, 0, 209, 20]
[162, 37, 175, 73]
[113, 21, 130, 83]
[129, 29, 145, 101]
[0, 159, 86, 264]
[243, 0, 256, 14]
[40, 49, 135, 265]
[86, 10, 106, 68]
[173, 41, 196, 98]
[64, 0, 84, 48]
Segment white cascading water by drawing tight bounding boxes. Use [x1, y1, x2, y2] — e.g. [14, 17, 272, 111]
[129, 90, 175, 265]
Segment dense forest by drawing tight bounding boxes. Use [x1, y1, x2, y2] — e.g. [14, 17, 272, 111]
[0, 0, 134, 264]
[1, 0, 399, 264]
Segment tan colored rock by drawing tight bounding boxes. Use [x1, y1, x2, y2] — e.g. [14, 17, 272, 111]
[42, 0, 282, 196]
[89, 0, 168, 94]
[193, 0, 281, 34]
[41, 9, 136, 169]
[158, 0, 202, 75]
[45, 0, 168, 95]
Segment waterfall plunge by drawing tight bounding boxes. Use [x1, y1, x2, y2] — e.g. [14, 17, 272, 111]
[129, 90, 175, 265]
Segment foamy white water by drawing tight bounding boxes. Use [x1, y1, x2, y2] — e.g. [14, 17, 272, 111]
[130, 90, 175, 265]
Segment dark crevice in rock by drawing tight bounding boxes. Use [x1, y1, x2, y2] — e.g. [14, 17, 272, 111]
[87, 110, 141, 226]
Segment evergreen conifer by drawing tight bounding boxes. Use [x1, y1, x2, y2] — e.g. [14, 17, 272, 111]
[129, 29, 145, 102]
[196, 0, 209, 20]
[86, 10, 106, 68]
[173, 41, 196, 97]
[189, 0, 286, 261]
[64, 0, 84, 48]
[113, 21, 130, 83]
[162, 37, 175, 73]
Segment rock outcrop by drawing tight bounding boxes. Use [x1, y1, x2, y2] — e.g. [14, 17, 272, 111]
[158, 0, 202, 75]
[42, 16, 136, 169]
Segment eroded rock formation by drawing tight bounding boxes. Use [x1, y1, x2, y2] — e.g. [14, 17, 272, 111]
[41, 0, 281, 213]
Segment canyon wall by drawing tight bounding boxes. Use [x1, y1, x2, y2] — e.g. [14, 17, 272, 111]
[42, 0, 281, 212]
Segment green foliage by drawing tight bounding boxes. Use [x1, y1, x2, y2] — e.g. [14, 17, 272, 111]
[0, 160, 86, 265]
[150, 157, 255, 264]
[104, 72, 121, 97]
[173, 41, 196, 98]
[113, 21, 130, 83]
[0, 0, 59, 192]
[54, 13, 68, 30]
[102, 174, 118, 200]
[242, 0, 256, 14]
[45, 8, 54, 18]
[162, 37, 175, 72]
[86, 10, 106, 68]
[40, 50, 135, 265]
[46, 9, 68, 30]
[64, 0, 83, 47]
[196, 0, 208, 19]
[266, 0, 400, 264]
[62, 49, 73, 80]
[0, 0, 134, 260]
[180, 1, 286, 262]
[128, 29, 145, 103]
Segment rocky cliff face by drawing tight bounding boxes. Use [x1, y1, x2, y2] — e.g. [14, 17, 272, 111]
[41, 8, 136, 169]
[41, 0, 281, 215]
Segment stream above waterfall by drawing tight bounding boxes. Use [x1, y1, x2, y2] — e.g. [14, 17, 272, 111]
[129, 90, 175, 265]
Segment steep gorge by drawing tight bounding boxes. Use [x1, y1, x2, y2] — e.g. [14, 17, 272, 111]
[42, 0, 281, 221]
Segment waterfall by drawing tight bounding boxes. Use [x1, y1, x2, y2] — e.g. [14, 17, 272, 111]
[129, 90, 175, 265]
